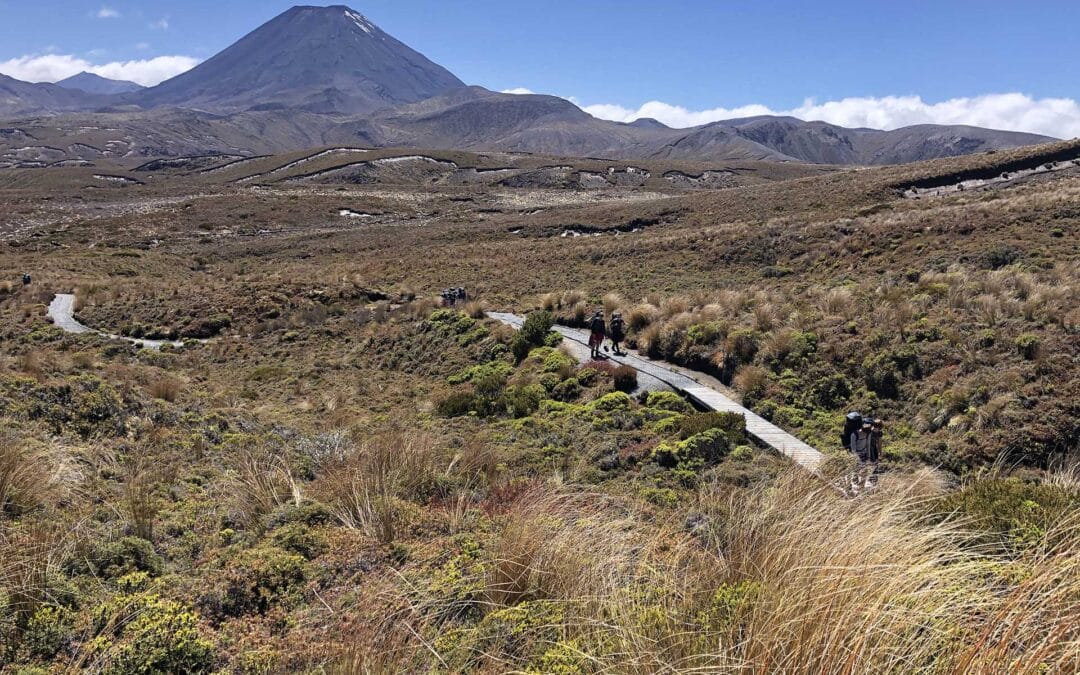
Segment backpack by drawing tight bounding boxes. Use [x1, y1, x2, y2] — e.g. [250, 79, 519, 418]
[610, 318, 625, 339]
[842, 411, 863, 449]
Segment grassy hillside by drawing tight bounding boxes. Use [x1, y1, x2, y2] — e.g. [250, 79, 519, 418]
[0, 141, 1077, 672]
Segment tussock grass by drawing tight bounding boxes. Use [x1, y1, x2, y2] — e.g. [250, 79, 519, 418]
[332, 469, 1080, 672]
[316, 428, 443, 543]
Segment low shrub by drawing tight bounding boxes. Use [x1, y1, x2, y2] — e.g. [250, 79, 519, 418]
[612, 365, 637, 393]
[1014, 334, 1041, 360]
[93, 594, 214, 674]
[645, 391, 694, 414]
[935, 476, 1077, 551]
[208, 546, 308, 618]
[23, 605, 74, 659]
[677, 412, 747, 444]
[270, 522, 328, 560]
[437, 390, 478, 418]
[71, 536, 164, 580]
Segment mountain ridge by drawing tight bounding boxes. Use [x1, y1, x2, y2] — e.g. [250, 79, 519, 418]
[56, 72, 145, 96]
[0, 4, 1059, 165]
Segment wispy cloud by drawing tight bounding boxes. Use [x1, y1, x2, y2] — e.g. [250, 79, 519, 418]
[96, 6, 120, 19]
[0, 53, 199, 87]
[578, 94, 1080, 139]
[149, 17, 170, 30]
[501, 87, 535, 95]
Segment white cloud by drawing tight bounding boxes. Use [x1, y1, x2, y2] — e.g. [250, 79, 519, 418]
[0, 53, 200, 87]
[501, 87, 535, 95]
[581, 94, 1080, 139]
[135, 43, 151, 51]
[96, 6, 120, 19]
[149, 18, 169, 30]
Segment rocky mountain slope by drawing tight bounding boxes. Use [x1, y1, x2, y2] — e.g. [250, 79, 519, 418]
[0, 73, 108, 116]
[132, 4, 464, 114]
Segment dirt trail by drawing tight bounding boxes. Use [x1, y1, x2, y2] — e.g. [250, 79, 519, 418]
[488, 312, 826, 473]
[47, 294, 189, 350]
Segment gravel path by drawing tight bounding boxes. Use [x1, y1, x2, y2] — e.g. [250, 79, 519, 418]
[48, 294, 188, 350]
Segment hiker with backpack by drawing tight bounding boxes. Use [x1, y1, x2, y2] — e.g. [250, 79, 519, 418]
[851, 421, 873, 463]
[588, 310, 606, 359]
[609, 312, 626, 355]
[869, 418, 884, 463]
[843, 411, 874, 462]
[21, 273, 31, 286]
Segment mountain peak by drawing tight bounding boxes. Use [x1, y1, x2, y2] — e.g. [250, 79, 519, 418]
[136, 3, 465, 113]
[57, 71, 144, 95]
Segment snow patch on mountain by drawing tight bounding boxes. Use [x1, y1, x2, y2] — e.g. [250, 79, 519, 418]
[345, 10, 373, 34]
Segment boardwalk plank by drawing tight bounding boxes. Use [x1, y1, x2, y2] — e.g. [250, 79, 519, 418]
[488, 313, 826, 473]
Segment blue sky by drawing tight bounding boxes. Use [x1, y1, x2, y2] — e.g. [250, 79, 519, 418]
[1, 1, 1078, 136]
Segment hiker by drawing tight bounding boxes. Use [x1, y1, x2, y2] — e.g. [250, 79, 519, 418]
[21, 273, 31, 286]
[609, 312, 626, 355]
[850, 421, 873, 463]
[841, 411, 862, 451]
[869, 418, 884, 463]
[457, 287, 468, 303]
[588, 310, 606, 359]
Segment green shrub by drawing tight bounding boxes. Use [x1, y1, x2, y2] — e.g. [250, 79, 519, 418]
[208, 547, 307, 618]
[862, 352, 901, 399]
[935, 476, 1077, 551]
[23, 605, 74, 659]
[810, 372, 851, 410]
[729, 445, 754, 462]
[511, 311, 555, 362]
[437, 391, 478, 418]
[505, 384, 547, 418]
[94, 594, 214, 675]
[529, 347, 574, 374]
[676, 412, 747, 444]
[270, 523, 327, 560]
[428, 309, 476, 335]
[686, 322, 725, 346]
[1014, 334, 1041, 360]
[437, 600, 566, 672]
[449, 361, 514, 386]
[645, 391, 694, 415]
[551, 377, 582, 402]
[28, 375, 127, 438]
[72, 536, 163, 580]
[653, 428, 733, 470]
[588, 391, 634, 413]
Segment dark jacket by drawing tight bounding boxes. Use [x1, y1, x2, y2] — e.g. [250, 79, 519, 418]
[610, 317, 625, 341]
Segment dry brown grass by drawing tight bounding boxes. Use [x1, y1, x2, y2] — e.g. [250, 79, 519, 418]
[626, 303, 659, 332]
[122, 459, 160, 541]
[147, 375, 182, 402]
[227, 450, 303, 530]
[0, 435, 51, 518]
[316, 428, 442, 543]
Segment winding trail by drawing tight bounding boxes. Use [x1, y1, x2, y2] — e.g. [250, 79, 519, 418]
[48, 294, 189, 350]
[489, 312, 826, 473]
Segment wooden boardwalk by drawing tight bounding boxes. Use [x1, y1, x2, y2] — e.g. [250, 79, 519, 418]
[489, 312, 826, 473]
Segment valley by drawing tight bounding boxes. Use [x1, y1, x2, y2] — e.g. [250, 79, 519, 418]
[0, 4, 1077, 673]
